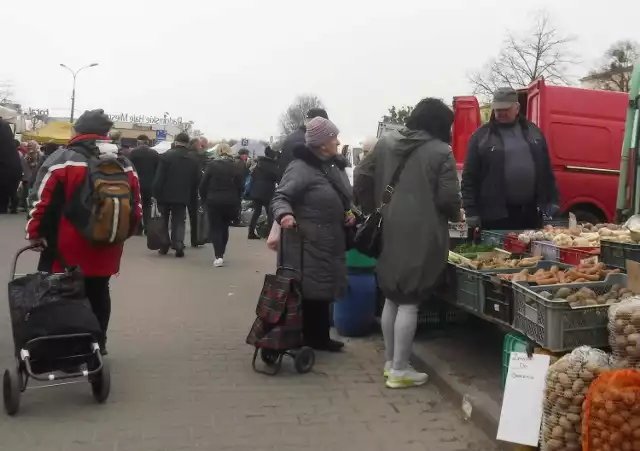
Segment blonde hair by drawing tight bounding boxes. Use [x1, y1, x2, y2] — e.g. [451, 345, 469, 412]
[217, 143, 232, 156]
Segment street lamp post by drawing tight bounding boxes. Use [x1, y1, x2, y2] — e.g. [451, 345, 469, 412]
[59, 63, 99, 123]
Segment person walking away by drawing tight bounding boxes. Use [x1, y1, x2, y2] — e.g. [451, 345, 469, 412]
[26, 109, 142, 354]
[199, 144, 244, 267]
[153, 132, 200, 257]
[461, 87, 559, 231]
[354, 98, 461, 388]
[278, 108, 329, 181]
[247, 146, 279, 239]
[271, 117, 355, 352]
[187, 138, 206, 247]
[0, 119, 22, 214]
[128, 134, 159, 235]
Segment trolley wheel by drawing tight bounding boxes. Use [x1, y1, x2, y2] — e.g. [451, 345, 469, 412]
[90, 360, 111, 404]
[294, 347, 315, 374]
[3, 366, 21, 416]
[260, 348, 281, 367]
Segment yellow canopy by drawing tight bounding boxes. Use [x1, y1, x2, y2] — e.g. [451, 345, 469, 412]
[21, 122, 73, 144]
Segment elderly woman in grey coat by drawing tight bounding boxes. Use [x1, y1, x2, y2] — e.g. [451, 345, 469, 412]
[354, 98, 461, 388]
[271, 117, 354, 352]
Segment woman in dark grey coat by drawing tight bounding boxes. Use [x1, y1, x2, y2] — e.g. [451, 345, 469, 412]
[271, 117, 354, 352]
[354, 98, 461, 388]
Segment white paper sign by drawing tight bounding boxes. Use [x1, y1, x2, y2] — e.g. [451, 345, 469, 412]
[496, 352, 551, 446]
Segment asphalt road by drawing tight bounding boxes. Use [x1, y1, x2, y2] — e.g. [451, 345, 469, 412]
[0, 214, 496, 451]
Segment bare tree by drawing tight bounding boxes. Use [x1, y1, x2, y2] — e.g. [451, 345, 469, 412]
[383, 105, 413, 125]
[469, 11, 576, 100]
[585, 40, 639, 92]
[280, 94, 324, 135]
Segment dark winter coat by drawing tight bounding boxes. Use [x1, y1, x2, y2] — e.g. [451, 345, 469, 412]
[248, 156, 279, 203]
[199, 156, 245, 207]
[354, 128, 461, 305]
[271, 145, 352, 302]
[0, 119, 21, 183]
[461, 116, 558, 222]
[278, 126, 306, 180]
[128, 145, 159, 197]
[152, 145, 200, 205]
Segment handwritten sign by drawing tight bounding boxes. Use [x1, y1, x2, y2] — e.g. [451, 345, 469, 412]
[497, 352, 551, 446]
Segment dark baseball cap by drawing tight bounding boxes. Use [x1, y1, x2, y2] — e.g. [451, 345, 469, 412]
[492, 87, 519, 110]
[306, 108, 328, 120]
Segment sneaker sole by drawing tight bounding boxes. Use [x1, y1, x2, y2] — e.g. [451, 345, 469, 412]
[385, 378, 428, 389]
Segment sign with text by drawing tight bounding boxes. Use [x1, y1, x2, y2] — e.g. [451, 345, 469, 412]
[497, 352, 550, 446]
[108, 113, 183, 126]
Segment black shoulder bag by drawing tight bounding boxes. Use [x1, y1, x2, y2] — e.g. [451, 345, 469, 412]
[352, 148, 417, 258]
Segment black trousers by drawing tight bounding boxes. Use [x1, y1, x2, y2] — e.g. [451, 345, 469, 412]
[0, 179, 20, 213]
[140, 193, 152, 233]
[482, 205, 543, 230]
[159, 203, 187, 251]
[207, 204, 238, 258]
[85, 276, 112, 344]
[188, 201, 198, 246]
[249, 200, 273, 235]
[302, 299, 331, 346]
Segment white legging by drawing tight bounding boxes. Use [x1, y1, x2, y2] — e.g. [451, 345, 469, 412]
[381, 299, 419, 370]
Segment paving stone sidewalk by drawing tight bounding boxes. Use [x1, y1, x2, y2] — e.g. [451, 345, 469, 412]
[0, 216, 496, 451]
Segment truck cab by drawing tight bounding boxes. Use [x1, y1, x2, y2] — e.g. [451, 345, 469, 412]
[452, 79, 629, 223]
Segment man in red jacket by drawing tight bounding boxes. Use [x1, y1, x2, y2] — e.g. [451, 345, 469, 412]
[26, 109, 142, 354]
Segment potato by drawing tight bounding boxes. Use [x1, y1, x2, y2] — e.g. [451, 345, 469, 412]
[624, 324, 638, 335]
[631, 310, 640, 328]
[546, 438, 563, 450]
[556, 287, 572, 299]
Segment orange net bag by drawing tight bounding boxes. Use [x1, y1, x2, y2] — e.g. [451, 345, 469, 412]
[582, 369, 640, 451]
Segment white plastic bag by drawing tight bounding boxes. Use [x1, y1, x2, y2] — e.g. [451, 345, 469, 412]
[267, 222, 280, 252]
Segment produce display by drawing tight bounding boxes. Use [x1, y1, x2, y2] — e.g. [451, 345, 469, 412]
[608, 297, 640, 368]
[541, 346, 610, 451]
[581, 369, 640, 451]
[537, 283, 634, 308]
[451, 243, 495, 259]
[465, 255, 543, 270]
[517, 223, 634, 247]
[498, 262, 621, 286]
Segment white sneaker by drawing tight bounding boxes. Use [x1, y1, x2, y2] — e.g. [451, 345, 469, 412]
[385, 366, 429, 389]
[383, 361, 392, 379]
[213, 258, 224, 267]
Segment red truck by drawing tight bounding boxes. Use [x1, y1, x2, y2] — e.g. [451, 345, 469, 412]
[452, 79, 629, 223]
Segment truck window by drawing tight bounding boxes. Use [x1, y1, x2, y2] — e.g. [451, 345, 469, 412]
[549, 123, 615, 165]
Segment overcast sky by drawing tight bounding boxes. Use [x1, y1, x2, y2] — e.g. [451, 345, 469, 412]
[2, 0, 639, 144]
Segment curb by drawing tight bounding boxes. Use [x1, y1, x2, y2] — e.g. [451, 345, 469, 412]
[411, 342, 520, 451]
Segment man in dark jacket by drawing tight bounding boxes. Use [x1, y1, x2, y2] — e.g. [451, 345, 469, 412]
[278, 108, 329, 181]
[153, 132, 201, 257]
[0, 118, 22, 214]
[461, 87, 559, 231]
[128, 134, 159, 235]
[186, 138, 209, 246]
[247, 146, 279, 239]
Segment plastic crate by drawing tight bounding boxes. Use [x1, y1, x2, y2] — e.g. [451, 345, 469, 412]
[600, 240, 640, 271]
[481, 261, 572, 326]
[479, 230, 509, 248]
[448, 264, 484, 314]
[531, 241, 599, 264]
[503, 234, 530, 254]
[502, 333, 529, 389]
[511, 274, 628, 352]
[375, 288, 468, 326]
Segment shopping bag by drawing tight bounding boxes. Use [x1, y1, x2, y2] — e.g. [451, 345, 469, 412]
[196, 204, 210, 245]
[267, 222, 280, 252]
[146, 200, 167, 250]
[8, 264, 101, 351]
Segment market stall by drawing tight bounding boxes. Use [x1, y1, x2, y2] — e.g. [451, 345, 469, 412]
[21, 122, 73, 144]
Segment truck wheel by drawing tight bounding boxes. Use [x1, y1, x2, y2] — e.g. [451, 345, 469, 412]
[571, 209, 602, 225]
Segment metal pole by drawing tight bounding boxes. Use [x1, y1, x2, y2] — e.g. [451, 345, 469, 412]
[70, 74, 77, 123]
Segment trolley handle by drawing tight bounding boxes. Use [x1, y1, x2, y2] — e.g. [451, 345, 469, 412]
[10, 244, 71, 280]
[277, 224, 304, 281]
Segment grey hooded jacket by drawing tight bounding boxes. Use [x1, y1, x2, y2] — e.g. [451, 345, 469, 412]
[354, 128, 461, 304]
[271, 145, 352, 302]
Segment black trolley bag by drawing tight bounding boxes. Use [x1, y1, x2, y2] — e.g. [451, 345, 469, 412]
[246, 227, 315, 375]
[3, 245, 111, 416]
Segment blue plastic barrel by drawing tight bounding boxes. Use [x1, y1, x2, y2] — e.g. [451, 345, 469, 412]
[333, 272, 377, 337]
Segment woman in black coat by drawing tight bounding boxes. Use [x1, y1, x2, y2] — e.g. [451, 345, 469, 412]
[0, 120, 22, 214]
[198, 144, 244, 267]
[247, 146, 279, 239]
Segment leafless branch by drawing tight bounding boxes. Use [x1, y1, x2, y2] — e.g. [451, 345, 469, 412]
[588, 39, 639, 93]
[279, 94, 325, 135]
[468, 10, 577, 102]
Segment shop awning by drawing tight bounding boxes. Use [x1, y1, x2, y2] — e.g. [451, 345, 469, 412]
[21, 122, 73, 144]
